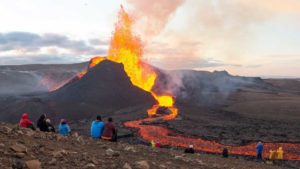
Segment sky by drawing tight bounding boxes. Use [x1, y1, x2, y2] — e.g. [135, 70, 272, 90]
[0, 0, 299, 78]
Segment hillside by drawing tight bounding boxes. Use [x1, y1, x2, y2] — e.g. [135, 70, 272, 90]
[0, 122, 285, 169]
[0, 62, 88, 95]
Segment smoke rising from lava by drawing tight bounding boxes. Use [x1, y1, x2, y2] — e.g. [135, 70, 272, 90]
[126, 0, 185, 38]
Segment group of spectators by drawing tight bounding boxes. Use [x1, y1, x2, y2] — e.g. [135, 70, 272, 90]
[19, 113, 117, 142]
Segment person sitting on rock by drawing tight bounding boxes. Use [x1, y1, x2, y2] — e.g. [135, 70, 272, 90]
[19, 113, 36, 130]
[46, 118, 55, 132]
[101, 117, 117, 142]
[58, 119, 71, 136]
[256, 141, 264, 161]
[91, 115, 105, 139]
[37, 114, 48, 132]
[184, 145, 195, 154]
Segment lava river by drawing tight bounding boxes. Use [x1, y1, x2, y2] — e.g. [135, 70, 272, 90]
[124, 116, 300, 161]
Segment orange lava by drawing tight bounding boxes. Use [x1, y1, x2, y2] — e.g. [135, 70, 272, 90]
[76, 71, 87, 79]
[88, 56, 106, 69]
[124, 115, 300, 161]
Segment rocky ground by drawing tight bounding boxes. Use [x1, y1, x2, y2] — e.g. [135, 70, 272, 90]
[0, 122, 287, 169]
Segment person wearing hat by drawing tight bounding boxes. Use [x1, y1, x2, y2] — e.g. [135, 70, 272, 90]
[184, 145, 195, 154]
[58, 119, 71, 136]
[19, 113, 35, 130]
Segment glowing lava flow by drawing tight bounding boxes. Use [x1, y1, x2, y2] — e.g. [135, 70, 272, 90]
[124, 116, 300, 161]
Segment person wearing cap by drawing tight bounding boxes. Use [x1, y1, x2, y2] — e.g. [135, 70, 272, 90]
[90, 115, 105, 139]
[184, 145, 195, 154]
[19, 113, 35, 130]
[58, 119, 71, 136]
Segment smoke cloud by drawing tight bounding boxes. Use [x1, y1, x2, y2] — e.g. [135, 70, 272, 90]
[126, 0, 185, 37]
[138, 0, 300, 76]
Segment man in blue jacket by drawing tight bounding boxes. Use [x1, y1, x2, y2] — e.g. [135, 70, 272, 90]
[91, 115, 105, 139]
[256, 141, 264, 160]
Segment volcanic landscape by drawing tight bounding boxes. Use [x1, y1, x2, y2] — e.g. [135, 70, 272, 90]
[1, 7, 300, 166]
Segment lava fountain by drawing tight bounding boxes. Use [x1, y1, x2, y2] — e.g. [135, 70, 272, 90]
[80, 6, 178, 118]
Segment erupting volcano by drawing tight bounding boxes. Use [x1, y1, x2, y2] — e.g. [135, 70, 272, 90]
[79, 6, 178, 119]
[67, 6, 300, 161]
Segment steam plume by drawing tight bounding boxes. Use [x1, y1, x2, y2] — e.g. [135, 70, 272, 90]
[126, 0, 185, 37]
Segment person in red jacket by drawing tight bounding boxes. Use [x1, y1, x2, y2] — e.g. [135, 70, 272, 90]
[19, 113, 35, 130]
[101, 117, 117, 142]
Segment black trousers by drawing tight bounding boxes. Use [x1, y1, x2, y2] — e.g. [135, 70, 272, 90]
[257, 153, 262, 160]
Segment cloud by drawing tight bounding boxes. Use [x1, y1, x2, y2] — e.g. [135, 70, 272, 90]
[134, 0, 300, 76]
[88, 39, 108, 46]
[0, 32, 108, 54]
[0, 32, 108, 64]
[0, 54, 87, 65]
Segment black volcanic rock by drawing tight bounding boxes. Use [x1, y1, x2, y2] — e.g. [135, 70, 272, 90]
[0, 60, 156, 123]
[46, 60, 155, 109]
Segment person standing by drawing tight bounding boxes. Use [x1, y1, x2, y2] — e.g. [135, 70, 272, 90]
[276, 147, 284, 160]
[91, 115, 105, 139]
[256, 141, 264, 160]
[101, 117, 117, 142]
[222, 147, 229, 158]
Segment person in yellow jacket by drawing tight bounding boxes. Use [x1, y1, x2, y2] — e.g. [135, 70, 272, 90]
[276, 147, 284, 160]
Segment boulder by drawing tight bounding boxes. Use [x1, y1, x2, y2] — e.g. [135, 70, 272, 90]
[52, 150, 67, 158]
[10, 144, 27, 153]
[105, 148, 120, 157]
[12, 158, 25, 169]
[135, 160, 150, 169]
[48, 158, 57, 165]
[123, 162, 132, 169]
[0, 126, 12, 134]
[124, 146, 137, 153]
[83, 163, 96, 169]
[25, 160, 41, 169]
[15, 153, 25, 158]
